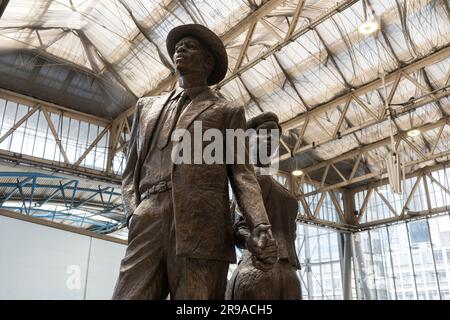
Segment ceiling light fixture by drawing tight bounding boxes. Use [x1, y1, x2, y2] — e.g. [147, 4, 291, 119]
[291, 154, 303, 176]
[359, 18, 379, 35]
[359, 0, 379, 35]
[407, 129, 421, 137]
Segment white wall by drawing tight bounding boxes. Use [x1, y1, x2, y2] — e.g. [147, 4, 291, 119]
[0, 215, 126, 300]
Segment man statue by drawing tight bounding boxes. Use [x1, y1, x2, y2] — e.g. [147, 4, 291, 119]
[226, 112, 302, 300]
[112, 24, 277, 300]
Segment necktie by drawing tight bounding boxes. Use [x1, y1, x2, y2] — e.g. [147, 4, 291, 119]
[157, 93, 190, 149]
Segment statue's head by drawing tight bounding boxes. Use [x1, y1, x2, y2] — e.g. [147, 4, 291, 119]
[172, 36, 215, 82]
[166, 24, 228, 86]
[246, 112, 282, 168]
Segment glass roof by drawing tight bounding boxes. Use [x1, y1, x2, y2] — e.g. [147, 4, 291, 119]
[0, 0, 449, 179]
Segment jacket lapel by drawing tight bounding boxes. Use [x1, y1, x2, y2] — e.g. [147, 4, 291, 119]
[176, 88, 216, 131]
[137, 89, 180, 168]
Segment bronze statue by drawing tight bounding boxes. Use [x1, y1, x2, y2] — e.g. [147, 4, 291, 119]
[226, 112, 302, 300]
[112, 24, 277, 300]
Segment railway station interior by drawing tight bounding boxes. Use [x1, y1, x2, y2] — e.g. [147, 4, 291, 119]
[0, 0, 449, 300]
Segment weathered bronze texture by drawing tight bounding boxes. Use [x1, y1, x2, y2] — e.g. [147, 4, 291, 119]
[226, 112, 302, 300]
[113, 24, 277, 300]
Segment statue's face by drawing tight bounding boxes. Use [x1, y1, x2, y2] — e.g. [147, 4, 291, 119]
[255, 120, 280, 167]
[173, 36, 212, 77]
[256, 120, 279, 151]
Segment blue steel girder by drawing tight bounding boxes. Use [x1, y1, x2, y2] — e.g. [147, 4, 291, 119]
[106, 187, 115, 208]
[0, 172, 124, 233]
[38, 179, 78, 207]
[70, 180, 79, 209]
[0, 206, 115, 227]
[78, 203, 124, 222]
[28, 176, 37, 214]
[0, 176, 34, 205]
[16, 178, 28, 214]
[0, 183, 121, 195]
[75, 186, 113, 209]
[0, 183, 122, 209]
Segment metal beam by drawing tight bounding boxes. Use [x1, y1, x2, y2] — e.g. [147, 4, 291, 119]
[0, 88, 124, 181]
[273, 53, 310, 111]
[0, 104, 40, 144]
[427, 172, 450, 197]
[117, 0, 173, 71]
[137, 0, 358, 98]
[430, 121, 446, 155]
[375, 188, 398, 217]
[259, 18, 283, 41]
[0, 209, 126, 244]
[0, 149, 121, 183]
[0, 0, 10, 18]
[358, 207, 450, 230]
[282, 46, 450, 131]
[73, 124, 111, 168]
[292, 117, 309, 153]
[301, 143, 448, 198]
[221, 0, 287, 45]
[285, 0, 306, 40]
[37, 180, 78, 207]
[234, 20, 257, 72]
[342, 190, 357, 226]
[313, 192, 327, 217]
[41, 107, 70, 164]
[77, 30, 137, 98]
[357, 187, 373, 223]
[0, 88, 109, 126]
[303, 148, 450, 197]
[277, 48, 450, 162]
[279, 85, 449, 161]
[217, 0, 359, 89]
[332, 97, 351, 138]
[0, 176, 33, 204]
[328, 190, 345, 223]
[422, 175, 432, 212]
[351, 160, 450, 194]
[400, 176, 422, 216]
[297, 216, 357, 232]
[300, 117, 448, 175]
[75, 186, 112, 209]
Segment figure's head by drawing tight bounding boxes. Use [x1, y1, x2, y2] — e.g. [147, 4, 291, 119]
[172, 36, 215, 82]
[246, 112, 282, 167]
[166, 24, 228, 86]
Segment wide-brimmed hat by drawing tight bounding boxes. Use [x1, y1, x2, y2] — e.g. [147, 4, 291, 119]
[246, 112, 282, 131]
[166, 24, 228, 86]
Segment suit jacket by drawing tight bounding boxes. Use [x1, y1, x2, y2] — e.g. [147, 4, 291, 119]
[233, 174, 301, 269]
[121, 87, 270, 262]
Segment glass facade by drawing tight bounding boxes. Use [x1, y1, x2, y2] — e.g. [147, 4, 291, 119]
[296, 223, 344, 300]
[355, 168, 450, 224]
[300, 183, 343, 223]
[352, 214, 450, 300]
[0, 97, 127, 175]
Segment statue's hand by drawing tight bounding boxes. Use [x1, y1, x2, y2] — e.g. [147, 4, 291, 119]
[246, 223, 278, 271]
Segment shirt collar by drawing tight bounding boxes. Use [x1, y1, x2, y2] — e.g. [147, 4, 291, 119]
[169, 86, 210, 101]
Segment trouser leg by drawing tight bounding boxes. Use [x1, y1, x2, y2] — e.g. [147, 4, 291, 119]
[168, 256, 229, 300]
[112, 196, 170, 300]
[114, 190, 229, 300]
[165, 196, 229, 299]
